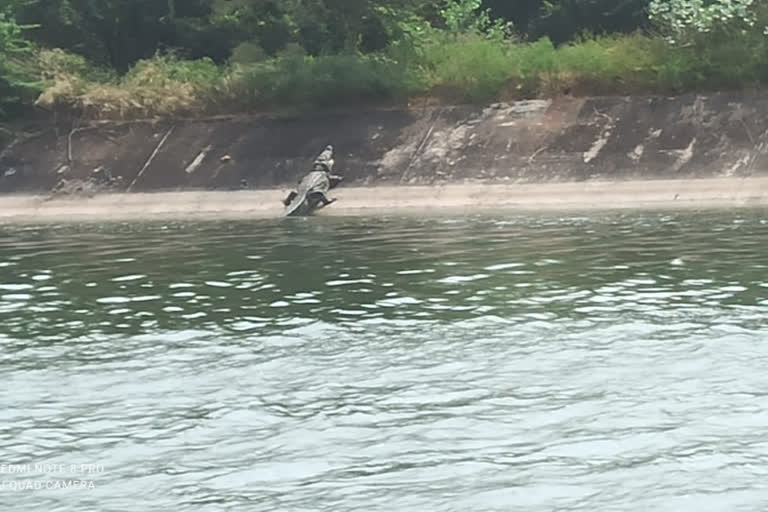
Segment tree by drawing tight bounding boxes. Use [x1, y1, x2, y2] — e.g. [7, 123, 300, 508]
[481, 0, 542, 35]
[441, 0, 505, 35]
[0, 11, 37, 117]
[12, 0, 227, 70]
[533, 0, 649, 43]
[482, 0, 650, 43]
[211, 0, 435, 57]
[648, 0, 763, 44]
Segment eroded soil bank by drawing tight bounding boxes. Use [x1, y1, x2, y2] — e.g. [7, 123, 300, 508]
[2, 92, 768, 197]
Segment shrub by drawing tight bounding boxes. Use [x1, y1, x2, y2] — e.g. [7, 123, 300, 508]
[419, 32, 514, 102]
[219, 53, 409, 109]
[37, 53, 219, 118]
[27, 11, 768, 119]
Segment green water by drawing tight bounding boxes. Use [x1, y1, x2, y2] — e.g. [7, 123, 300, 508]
[1, 210, 768, 511]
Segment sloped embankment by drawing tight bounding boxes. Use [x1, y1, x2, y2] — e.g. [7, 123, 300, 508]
[1, 92, 767, 195]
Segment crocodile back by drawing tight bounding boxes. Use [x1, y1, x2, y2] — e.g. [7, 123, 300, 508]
[296, 171, 330, 196]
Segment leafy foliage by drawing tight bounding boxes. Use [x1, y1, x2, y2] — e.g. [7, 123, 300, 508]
[2, 0, 768, 119]
[0, 11, 39, 118]
[482, 0, 650, 43]
[441, 0, 506, 35]
[648, 0, 763, 44]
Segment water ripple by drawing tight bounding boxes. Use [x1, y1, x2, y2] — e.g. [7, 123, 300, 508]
[0, 211, 767, 511]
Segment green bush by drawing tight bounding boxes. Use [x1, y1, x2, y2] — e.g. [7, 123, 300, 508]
[219, 53, 409, 109]
[419, 32, 514, 102]
[36, 53, 219, 118]
[124, 54, 219, 92]
[26, 15, 768, 119]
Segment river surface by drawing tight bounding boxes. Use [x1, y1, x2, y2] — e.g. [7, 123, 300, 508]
[1, 210, 768, 511]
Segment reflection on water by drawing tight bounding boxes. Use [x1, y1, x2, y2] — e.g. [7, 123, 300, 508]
[1, 210, 768, 511]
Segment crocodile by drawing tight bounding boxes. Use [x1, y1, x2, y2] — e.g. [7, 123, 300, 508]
[282, 145, 344, 217]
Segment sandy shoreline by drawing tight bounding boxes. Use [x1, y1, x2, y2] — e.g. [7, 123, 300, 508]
[1, 177, 767, 222]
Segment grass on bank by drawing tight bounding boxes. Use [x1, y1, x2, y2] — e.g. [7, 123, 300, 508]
[29, 29, 768, 119]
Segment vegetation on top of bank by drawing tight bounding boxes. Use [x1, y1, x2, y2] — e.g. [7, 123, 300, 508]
[1, 0, 768, 120]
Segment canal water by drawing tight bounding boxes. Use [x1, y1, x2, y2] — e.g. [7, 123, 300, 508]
[1, 210, 767, 511]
